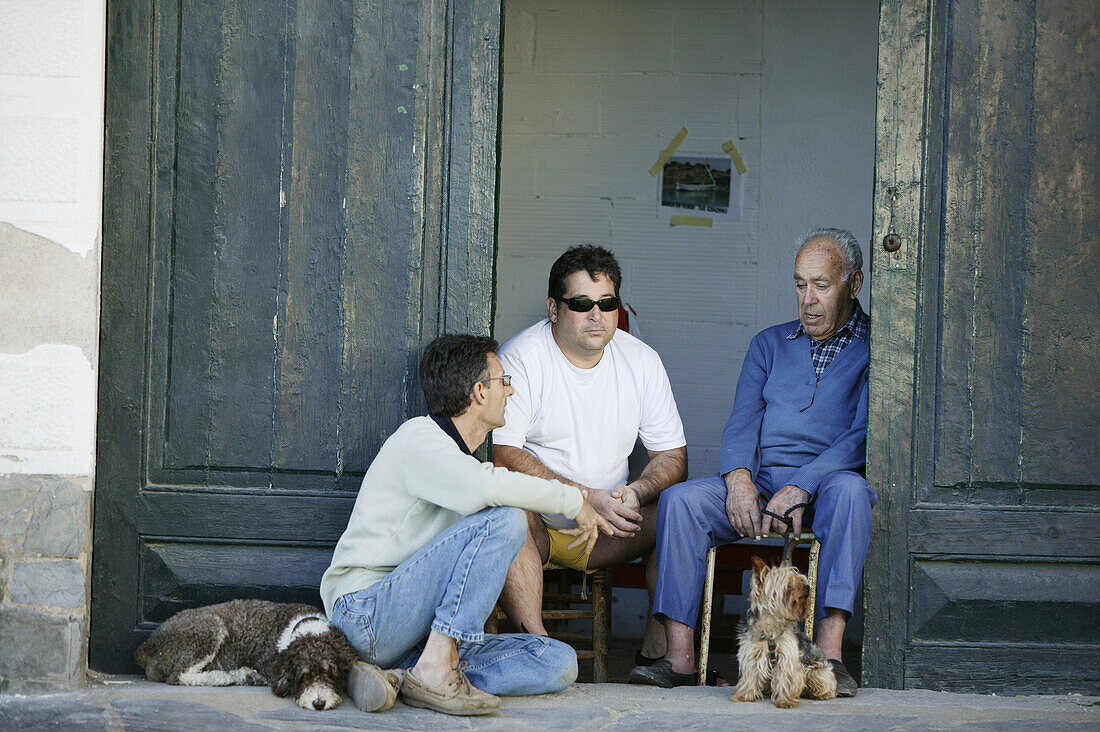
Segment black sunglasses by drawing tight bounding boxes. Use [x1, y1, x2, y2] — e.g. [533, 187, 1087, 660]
[555, 295, 621, 313]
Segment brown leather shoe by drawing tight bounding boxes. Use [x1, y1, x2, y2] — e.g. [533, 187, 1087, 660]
[348, 661, 399, 712]
[400, 667, 500, 716]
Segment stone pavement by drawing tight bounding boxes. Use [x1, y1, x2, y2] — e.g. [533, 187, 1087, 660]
[1, 676, 1097, 731]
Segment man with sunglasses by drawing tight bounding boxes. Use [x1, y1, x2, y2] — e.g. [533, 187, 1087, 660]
[493, 245, 688, 666]
[630, 228, 874, 694]
[322, 334, 610, 716]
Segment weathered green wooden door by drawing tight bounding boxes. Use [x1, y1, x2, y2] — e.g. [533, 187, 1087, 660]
[91, 0, 502, 672]
[864, 0, 1098, 692]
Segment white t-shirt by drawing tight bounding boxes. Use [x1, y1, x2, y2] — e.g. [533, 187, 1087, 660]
[495, 319, 686, 529]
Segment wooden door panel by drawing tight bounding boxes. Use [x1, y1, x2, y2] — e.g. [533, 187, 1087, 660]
[154, 0, 368, 480]
[905, 647, 1099, 694]
[139, 541, 335, 624]
[132, 492, 354, 539]
[161, 0, 287, 472]
[147, 0, 434, 487]
[931, 0, 1097, 497]
[909, 558, 1100, 643]
[93, 0, 501, 673]
[866, 0, 1098, 693]
[276, 2, 353, 474]
[933, 0, 1034, 491]
[907, 511, 1098, 556]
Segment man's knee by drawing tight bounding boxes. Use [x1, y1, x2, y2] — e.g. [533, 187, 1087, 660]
[817, 471, 876, 509]
[536, 638, 579, 693]
[657, 476, 721, 528]
[469, 635, 578, 696]
[657, 480, 693, 516]
[483, 506, 528, 547]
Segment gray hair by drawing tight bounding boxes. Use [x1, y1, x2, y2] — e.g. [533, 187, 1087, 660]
[796, 227, 863, 281]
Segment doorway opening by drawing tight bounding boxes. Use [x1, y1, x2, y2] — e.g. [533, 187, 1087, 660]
[493, 0, 880, 682]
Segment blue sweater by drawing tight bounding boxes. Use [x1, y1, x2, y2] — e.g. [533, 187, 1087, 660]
[718, 319, 869, 496]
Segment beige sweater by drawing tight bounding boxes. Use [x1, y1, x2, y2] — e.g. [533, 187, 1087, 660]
[320, 416, 584, 615]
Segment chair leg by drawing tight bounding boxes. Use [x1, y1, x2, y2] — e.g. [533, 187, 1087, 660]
[697, 546, 717, 685]
[805, 538, 820, 640]
[591, 569, 609, 683]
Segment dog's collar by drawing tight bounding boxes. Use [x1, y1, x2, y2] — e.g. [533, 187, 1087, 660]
[754, 626, 796, 664]
[277, 614, 330, 652]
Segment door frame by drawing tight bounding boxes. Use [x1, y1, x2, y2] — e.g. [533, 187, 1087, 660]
[863, 0, 945, 688]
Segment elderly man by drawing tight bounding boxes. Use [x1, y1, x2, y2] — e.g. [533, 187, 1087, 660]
[321, 334, 610, 716]
[629, 228, 874, 696]
[493, 245, 688, 665]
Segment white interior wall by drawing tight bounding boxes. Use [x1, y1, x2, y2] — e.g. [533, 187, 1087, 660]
[496, 0, 878, 478]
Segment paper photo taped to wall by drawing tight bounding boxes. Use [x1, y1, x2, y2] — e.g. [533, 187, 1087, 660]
[658, 154, 742, 221]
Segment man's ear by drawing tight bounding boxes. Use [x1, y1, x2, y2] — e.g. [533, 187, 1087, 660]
[469, 381, 487, 407]
[547, 297, 558, 323]
[848, 270, 864, 299]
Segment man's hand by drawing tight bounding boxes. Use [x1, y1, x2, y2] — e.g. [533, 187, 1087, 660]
[586, 488, 642, 537]
[761, 484, 812, 538]
[561, 501, 615, 555]
[724, 468, 764, 540]
[609, 484, 641, 513]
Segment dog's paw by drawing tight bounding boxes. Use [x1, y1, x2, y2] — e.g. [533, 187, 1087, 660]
[729, 690, 761, 703]
[772, 696, 800, 709]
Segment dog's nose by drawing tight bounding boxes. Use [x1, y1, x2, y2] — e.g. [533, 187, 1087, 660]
[312, 698, 327, 710]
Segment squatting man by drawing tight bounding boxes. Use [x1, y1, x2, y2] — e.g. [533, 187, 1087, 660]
[321, 334, 613, 716]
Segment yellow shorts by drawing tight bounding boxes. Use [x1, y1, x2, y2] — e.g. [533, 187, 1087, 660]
[544, 527, 595, 574]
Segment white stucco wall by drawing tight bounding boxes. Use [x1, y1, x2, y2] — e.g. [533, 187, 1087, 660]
[0, 0, 107, 691]
[0, 0, 106, 475]
[495, 0, 878, 475]
[0, 0, 105, 258]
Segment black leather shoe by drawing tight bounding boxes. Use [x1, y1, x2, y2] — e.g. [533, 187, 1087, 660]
[829, 659, 858, 697]
[628, 659, 696, 688]
[634, 651, 663, 667]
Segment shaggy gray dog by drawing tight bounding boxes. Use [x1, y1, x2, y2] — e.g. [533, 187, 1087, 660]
[135, 599, 359, 710]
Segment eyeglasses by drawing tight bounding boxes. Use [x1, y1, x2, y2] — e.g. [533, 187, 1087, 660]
[554, 295, 621, 313]
[472, 374, 511, 391]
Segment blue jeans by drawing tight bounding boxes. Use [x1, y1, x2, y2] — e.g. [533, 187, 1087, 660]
[652, 467, 877, 628]
[329, 506, 577, 696]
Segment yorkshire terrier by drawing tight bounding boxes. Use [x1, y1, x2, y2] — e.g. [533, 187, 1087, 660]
[729, 555, 837, 708]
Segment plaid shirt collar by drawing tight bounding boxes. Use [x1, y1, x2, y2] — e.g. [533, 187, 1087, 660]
[787, 300, 869, 378]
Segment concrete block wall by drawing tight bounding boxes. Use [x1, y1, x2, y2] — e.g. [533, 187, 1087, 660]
[0, 1, 107, 693]
[495, 0, 878, 476]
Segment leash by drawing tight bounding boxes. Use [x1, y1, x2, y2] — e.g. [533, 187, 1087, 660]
[760, 500, 813, 566]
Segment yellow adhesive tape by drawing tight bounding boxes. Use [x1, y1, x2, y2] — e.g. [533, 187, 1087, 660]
[670, 215, 713, 228]
[722, 140, 748, 175]
[649, 127, 689, 177]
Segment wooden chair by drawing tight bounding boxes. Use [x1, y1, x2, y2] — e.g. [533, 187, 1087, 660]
[697, 532, 820, 685]
[485, 566, 610, 682]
